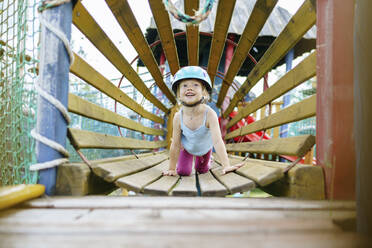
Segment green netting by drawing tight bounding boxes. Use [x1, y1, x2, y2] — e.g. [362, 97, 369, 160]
[0, 0, 39, 185]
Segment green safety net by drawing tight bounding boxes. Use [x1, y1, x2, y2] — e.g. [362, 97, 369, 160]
[0, 0, 39, 185]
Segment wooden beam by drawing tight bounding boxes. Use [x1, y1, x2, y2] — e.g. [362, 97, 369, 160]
[68, 128, 167, 150]
[185, 0, 199, 66]
[105, 0, 177, 105]
[207, 0, 236, 86]
[68, 94, 164, 136]
[72, 2, 173, 111]
[70, 54, 164, 124]
[222, 0, 316, 118]
[216, 0, 278, 107]
[227, 51, 316, 129]
[226, 135, 315, 156]
[225, 95, 316, 140]
[148, 0, 180, 75]
[197, 171, 228, 196]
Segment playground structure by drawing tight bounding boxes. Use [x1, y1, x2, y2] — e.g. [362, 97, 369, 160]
[1, 0, 371, 246]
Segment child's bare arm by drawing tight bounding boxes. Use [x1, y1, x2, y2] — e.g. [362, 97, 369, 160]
[208, 110, 244, 174]
[163, 112, 181, 176]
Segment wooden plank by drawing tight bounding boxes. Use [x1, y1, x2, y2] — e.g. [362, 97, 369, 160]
[197, 171, 228, 196]
[226, 135, 315, 156]
[228, 154, 290, 172]
[236, 162, 284, 187]
[216, 0, 278, 107]
[91, 153, 169, 183]
[143, 175, 179, 196]
[225, 94, 316, 140]
[0, 185, 45, 210]
[115, 160, 170, 193]
[207, 0, 236, 85]
[70, 54, 164, 124]
[105, 0, 177, 105]
[222, 0, 316, 118]
[72, 2, 172, 111]
[68, 128, 167, 150]
[89, 151, 165, 166]
[148, 0, 180, 75]
[171, 175, 198, 196]
[227, 52, 316, 128]
[185, 0, 199, 65]
[210, 163, 256, 195]
[68, 94, 164, 136]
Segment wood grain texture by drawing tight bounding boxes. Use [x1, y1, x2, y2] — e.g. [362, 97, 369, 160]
[236, 162, 284, 187]
[143, 175, 179, 196]
[197, 171, 228, 196]
[171, 174, 198, 196]
[185, 0, 199, 65]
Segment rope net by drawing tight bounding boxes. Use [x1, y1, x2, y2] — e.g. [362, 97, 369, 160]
[0, 0, 39, 185]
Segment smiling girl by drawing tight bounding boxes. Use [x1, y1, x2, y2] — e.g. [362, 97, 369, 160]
[163, 66, 243, 176]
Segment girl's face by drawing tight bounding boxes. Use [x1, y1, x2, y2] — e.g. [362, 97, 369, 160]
[178, 79, 205, 105]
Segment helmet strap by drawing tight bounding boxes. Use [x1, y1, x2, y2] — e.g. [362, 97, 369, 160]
[181, 96, 204, 107]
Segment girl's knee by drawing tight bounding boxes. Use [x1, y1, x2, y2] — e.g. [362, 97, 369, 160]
[176, 167, 192, 176]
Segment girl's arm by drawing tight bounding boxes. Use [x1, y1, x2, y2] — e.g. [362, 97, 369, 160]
[163, 112, 181, 176]
[208, 109, 244, 174]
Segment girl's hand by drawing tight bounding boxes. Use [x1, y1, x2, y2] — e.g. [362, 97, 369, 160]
[222, 162, 245, 174]
[163, 169, 177, 176]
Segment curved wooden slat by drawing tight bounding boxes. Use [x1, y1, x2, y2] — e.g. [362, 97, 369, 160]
[68, 94, 164, 136]
[227, 51, 316, 129]
[148, 0, 180, 75]
[70, 54, 164, 124]
[68, 128, 167, 150]
[222, 0, 316, 118]
[185, 0, 199, 66]
[216, 0, 278, 107]
[225, 135, 315, 156]
[72, 2, 171, 113]
[143, 175, 179, 196]
[207, 0, 236, 86]
[105, 0, 176, 106]
[197, 171, 228, 196]
[171, 175, 198, 196]
[225, 94, 316, 140]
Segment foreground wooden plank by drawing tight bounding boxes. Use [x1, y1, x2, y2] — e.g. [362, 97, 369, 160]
[70, 54, 164, 124]
[72, 2, 171, 112]
[115, 160, 169, 193]
[106, 0, 177, 105]
[207, 0, 236, 85]
[68, 128, 167, 150]
[225, 95, 316, 140]
[223, 0, 316, 118]
[68, 94, 164, 136]
[171, 175, 198, 196]
[217, 0, 278, 107]
[197, 171, 228, 196]
[185, 0, 199, 65]
[91, 153, 169, 182]
[227, 51, 316, 128]
[143, 175, 179, 196]
[148, 0, 180, 75]
[226, 135, 315, 156]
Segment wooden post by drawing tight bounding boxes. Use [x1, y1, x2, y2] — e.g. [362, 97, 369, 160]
[354, 0, 372, 235]
[316, 0, 355, 199]
[35, 2, 73, 195]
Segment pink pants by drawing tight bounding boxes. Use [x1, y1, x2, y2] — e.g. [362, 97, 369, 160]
[176, 148, 212, 176]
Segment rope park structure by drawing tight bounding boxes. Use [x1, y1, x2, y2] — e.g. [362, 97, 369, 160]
[0, 0, 371, 246]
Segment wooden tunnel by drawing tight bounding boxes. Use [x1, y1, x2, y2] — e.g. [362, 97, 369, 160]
[57, 0, 324, 198]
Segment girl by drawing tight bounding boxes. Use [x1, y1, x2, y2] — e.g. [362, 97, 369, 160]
[163, 66, 243, 176]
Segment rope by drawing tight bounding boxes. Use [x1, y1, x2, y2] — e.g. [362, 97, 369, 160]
[30, 1, 73, 171]
[163, 0, 215, 25]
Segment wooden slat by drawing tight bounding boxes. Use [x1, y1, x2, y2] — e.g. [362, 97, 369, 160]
[210, 163, 256, 195]
[115, 160, 169, 193]
[185, 0, 199, 65]
[72, 2, 172, 111]
[228, 154, 291, 172]
[70, 54, 164, 124]
[171, 175, 198, 196]
[148, 0, 180, 75]
[222, 0, 316, 118]
[228, 52, 316, 128]
[225, 94, 316, 140]
[207, 0, 236, 85]
[197, 171, 228, 196]
[143, 175, 179, 196]
[217, 0, 278, 107]
[236, 162, 283, 187]
[68, 94, 164, 136]
[68, 128, 167, 150]
[91, 153, 169, 183]
[105, 0, 176, 105]
[226, 135, 316, 156]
